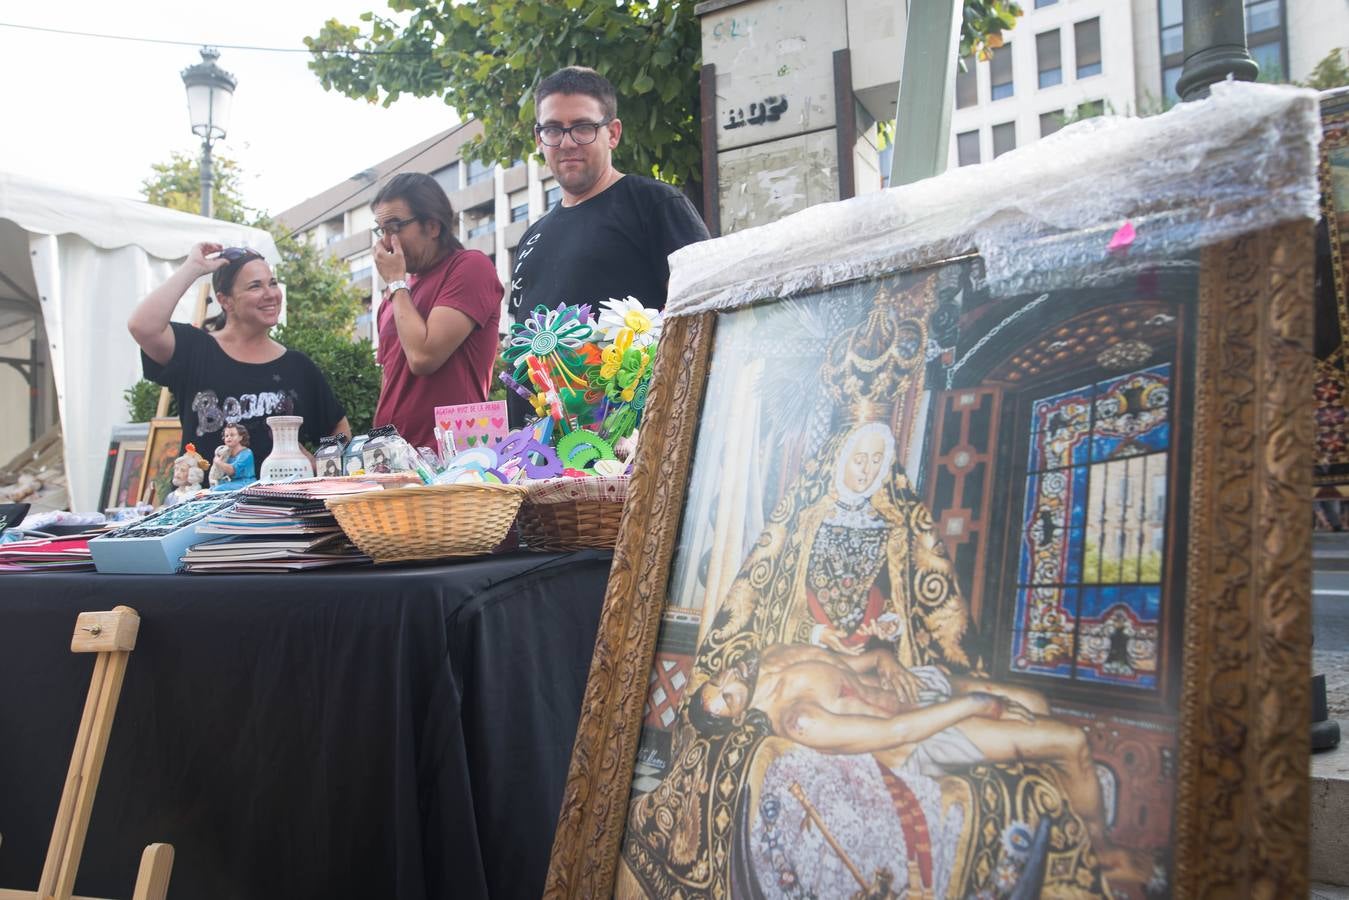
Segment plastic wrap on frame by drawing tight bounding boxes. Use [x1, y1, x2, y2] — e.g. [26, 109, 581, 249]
[665, 82, 1323, 317]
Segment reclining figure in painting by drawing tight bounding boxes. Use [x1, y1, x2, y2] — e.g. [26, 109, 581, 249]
[686, 643, 1150, 889]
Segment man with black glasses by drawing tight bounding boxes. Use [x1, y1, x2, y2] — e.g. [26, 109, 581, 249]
[506, 65, 709, 426]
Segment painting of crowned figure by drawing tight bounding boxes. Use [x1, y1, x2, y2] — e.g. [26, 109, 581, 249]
[619, 260, 1189, 900]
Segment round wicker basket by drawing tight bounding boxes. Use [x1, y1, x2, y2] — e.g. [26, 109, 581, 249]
[516, 475, 629, 552]
[325, 482, 527, 563]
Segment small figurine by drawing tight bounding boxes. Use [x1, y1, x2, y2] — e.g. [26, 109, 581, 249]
[211, 423, 258, 491]
[209, 445, 229, 488]
[165, 444, 208, 506]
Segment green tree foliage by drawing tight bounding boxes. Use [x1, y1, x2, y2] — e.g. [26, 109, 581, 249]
[134, 154, 382, 436]
[141, 151, 253, 225]
[306, 1, 1023, 187]
[123, 378, 176, 422]
[309, 1, 702, 185]
[961, 1, 1023, 62]
[1301, 47, 1349, 91]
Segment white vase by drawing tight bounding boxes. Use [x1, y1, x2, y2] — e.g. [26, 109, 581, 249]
[259, 415, 314, 483]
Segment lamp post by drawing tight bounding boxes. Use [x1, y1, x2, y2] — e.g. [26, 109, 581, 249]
[180, 47, 237, 219]
[1176, 0, 1259, 101]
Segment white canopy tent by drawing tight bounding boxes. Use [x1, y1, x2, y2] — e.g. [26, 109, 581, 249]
[0, 171, 279, 512]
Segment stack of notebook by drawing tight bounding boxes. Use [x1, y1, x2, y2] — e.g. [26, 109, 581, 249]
[181, 479, 381, 573]
[0, 535, 97, 572]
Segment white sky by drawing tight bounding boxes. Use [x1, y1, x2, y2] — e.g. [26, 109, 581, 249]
[0, 2, 457, 217]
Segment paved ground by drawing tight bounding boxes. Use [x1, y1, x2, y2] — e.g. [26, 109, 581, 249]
[1315, 533, 1349, 719]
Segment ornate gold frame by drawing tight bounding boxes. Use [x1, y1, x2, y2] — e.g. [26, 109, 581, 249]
[544, 224, 1313, 898]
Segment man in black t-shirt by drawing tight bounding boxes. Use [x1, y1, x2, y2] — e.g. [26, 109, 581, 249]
[506, 65, 710, 425]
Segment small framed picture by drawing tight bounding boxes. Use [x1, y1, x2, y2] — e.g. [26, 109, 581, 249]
[99, 423, 149, 512]
[138, 417, 183, 507]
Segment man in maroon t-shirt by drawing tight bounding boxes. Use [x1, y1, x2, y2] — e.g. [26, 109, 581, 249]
[371, 172, 503, 449]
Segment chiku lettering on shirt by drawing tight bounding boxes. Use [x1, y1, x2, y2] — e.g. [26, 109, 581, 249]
[192, 389, 298, 436]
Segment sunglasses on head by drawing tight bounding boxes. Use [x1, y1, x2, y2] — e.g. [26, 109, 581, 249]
[219, 247, 261, 262]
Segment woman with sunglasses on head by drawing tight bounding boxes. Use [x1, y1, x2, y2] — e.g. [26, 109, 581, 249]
[369, 172, 503, 451]
[127, 242, 352, 468]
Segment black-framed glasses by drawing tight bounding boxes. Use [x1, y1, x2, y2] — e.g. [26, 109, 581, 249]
[534, 119, 611, 147]
[372, 216, 421, 238]
[219, 246, 260, 262]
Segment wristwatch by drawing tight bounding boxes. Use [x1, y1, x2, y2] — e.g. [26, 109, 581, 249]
[386, 279, 411, 297]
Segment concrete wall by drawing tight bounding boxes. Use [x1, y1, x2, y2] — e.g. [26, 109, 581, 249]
[698, 0, 895, 233]
[1287, 0, 1348, 82]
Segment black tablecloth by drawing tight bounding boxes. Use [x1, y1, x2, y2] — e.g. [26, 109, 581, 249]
[0, 551, 611, 899]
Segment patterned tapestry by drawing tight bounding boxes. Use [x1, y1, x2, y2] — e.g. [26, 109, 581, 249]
[1315, 90, 1349, 495]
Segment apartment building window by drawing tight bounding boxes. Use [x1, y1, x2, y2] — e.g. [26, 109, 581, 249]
[349, 265, 373, 285]
[466, 158, 494, 186]
[1037, 30, 1062, 88]
[956, 55, 978, 108]
[545, 184, 563, 211]
[467, 217, 496, 240]
[957, 130, 981, 167]
[1040, 110, 1064, 137]
[1246, 0, 1286, 80]
[1075, 18, 1102, 78]
[432, 162, 460, 195]
[992, 121, 1016, 158]
[990, 44, 1014, 100]
[1077, 99, 1105, 119]
[509, 189, 530, 223]
[1035, 0, 1057, 6]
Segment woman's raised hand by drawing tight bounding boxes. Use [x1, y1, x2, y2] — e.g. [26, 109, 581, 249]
[187, 242, 231, 274]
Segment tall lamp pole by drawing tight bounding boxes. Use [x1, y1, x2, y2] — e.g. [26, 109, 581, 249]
[1175, 0, 1259, 101]
[180, 48, 237, 219]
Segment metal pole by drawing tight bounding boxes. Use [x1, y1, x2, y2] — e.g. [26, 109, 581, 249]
[1175, 0, 1259, 101]
[888, 0, 963, 188]
[200, 137, 214, 219]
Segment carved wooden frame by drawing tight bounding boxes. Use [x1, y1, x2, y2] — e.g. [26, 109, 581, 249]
[544, 223, 1313, 898]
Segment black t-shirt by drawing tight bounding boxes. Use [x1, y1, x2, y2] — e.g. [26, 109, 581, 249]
[506, 175, 709, 423]
[142, 322, 346, 463]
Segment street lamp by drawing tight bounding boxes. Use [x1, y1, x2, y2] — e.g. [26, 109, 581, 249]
[1175, 0, 1259, 101]
[180, 47, 237, 219]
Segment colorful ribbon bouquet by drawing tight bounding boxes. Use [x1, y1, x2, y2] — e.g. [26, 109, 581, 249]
[453, 296, 660, 483]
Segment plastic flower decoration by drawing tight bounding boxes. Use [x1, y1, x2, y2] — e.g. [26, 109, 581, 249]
[596, 296, 663, 348]
[503, 303, 596, 389]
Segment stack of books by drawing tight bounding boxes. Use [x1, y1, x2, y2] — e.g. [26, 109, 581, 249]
[181, 479, 381, 574]
[0, 535, 97, 572]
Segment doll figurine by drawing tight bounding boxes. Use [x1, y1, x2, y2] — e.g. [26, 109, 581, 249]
[165, 444, 208, 506]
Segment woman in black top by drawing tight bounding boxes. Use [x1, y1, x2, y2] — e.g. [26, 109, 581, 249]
[127, 242, 350, 464]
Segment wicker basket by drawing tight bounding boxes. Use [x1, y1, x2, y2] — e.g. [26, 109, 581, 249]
[325, 482, 527, 563]
[516, 475, 629, 552]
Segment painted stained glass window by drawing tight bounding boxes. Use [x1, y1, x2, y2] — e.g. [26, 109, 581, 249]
[1010, 363, 1170, 689]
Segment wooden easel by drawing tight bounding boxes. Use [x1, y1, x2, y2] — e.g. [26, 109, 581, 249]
[0, 607, 174, 900]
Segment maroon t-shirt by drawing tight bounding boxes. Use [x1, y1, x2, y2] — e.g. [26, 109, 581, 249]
[374, 248, 503, 449]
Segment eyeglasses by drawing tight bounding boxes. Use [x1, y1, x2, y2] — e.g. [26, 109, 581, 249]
[219, 247, 260, 262]
[534, 119, 611, 147]
[372, 216, 420, 238]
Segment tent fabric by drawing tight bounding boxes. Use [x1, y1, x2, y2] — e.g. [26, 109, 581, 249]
[0, 170, 279, 512]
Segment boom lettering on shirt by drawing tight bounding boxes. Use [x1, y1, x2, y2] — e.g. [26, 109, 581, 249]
[191, 389, 298, 436]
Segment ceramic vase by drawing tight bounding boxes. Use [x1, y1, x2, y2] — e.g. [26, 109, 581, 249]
[259, 415, 314, 483]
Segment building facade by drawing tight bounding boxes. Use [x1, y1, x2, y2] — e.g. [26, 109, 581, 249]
[947, 0, 1342, 168]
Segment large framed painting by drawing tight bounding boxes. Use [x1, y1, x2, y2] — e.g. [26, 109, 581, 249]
[138, 417, 182, 507]
[546, 87, 1318, 899]
[1315, 88, 1349, 495]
